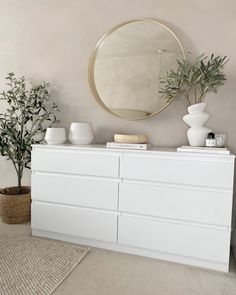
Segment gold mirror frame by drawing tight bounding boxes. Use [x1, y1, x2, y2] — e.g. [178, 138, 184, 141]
[88, 18, 185, 121]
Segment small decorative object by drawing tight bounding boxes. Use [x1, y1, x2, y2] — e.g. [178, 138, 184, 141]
[205, 132, 217, 147]
[0, 73, 59, 223]
[68, 122, 94, 144]
[183, 102, 211, 146]
[160, 54, 228, 146]
[215, 133, 226, 147]
[114, 134, 148, 144]
[45, 127, 67, 145]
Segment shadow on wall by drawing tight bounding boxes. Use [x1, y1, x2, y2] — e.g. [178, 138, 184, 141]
[231, 161, 236, 260]
[160, 19, 197, 56]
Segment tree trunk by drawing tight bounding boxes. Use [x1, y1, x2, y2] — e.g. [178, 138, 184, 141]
[17, 175, 21, 195]
[17, 163, 23, 195]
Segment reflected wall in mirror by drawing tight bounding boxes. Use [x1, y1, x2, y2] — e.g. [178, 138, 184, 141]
[89, 19, 184, 120]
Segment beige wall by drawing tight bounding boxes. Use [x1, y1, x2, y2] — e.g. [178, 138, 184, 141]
[0, 0, 235, 187]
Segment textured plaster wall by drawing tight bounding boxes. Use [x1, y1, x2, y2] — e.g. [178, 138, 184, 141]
[0, 0, 235, 187]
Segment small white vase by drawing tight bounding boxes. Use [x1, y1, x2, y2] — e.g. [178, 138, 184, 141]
[68, 122, 94, 145]
[183, 102, 211, 146]
[45, 128, 67, 145]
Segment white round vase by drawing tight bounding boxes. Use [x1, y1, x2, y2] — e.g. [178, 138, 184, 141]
[45, 128, 67, 145]
[183, 102, 211, 147]
[68, 122, 94, 145]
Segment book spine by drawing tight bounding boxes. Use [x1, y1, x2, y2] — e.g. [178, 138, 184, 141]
[177, 148, 229, 154]
[106, 143, 149, 150]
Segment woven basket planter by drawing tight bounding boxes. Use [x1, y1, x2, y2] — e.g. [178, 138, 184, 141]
[0, 186, 31, 224]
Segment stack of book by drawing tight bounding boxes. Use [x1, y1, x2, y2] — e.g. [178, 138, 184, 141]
[177, 146, 230, 154]
[106, 142, 151, 150]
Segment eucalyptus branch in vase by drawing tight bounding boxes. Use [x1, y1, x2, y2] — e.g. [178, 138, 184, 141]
[159, 54, 228, 106]
[159, 54, 228, 147]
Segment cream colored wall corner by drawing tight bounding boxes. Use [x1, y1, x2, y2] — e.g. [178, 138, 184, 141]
[0, 0, 235, 187]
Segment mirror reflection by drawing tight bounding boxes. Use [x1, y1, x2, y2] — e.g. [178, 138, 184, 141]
[89, 19, 184, 120]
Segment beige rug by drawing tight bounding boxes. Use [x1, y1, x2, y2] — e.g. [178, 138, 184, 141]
[0, 234, 89, 295]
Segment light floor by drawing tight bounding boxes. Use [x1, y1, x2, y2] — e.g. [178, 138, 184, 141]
[1, 220, 236, 295]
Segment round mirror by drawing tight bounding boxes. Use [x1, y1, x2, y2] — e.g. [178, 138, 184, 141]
[89, 19, 184, 120]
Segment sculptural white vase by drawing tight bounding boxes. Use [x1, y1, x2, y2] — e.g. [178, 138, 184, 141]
[183, 102, 211, 147]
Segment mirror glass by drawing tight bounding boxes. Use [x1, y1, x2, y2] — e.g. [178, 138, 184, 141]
[89, 19, 184, 120]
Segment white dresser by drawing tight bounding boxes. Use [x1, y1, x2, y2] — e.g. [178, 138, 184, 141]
[31, 144, 235, 272]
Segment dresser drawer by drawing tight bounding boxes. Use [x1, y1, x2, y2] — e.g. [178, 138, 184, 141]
[118, 215, 230, 263]
[120, 154, 234, 189]
[32, 202, 118, 243]
[31, 148, 119, 177]
[119, 182, 232, 226]
[32, 173, 119, 210]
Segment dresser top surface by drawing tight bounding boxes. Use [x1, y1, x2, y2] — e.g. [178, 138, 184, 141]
[32, 144, 235, 159]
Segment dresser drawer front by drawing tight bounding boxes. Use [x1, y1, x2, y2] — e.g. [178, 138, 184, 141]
[32, 202, 118, 243]
[32, 174, 118, 210]
[118, 215, 230, 263]
[32, 149, 119, 177]
[119, 182, 232, 226]
[120, 155, 234, 189]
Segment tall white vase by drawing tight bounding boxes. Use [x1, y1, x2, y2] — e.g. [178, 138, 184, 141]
[183, 102, 211, 147]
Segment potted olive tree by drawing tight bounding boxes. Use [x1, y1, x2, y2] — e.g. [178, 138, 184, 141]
[159, 54, 228, 146]
[0, 73, 59, 223]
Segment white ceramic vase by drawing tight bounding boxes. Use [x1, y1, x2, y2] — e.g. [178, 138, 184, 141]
[45, 128, 67, 145]
[183, 102, 211, 147]
[68, 122, 94, 145]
